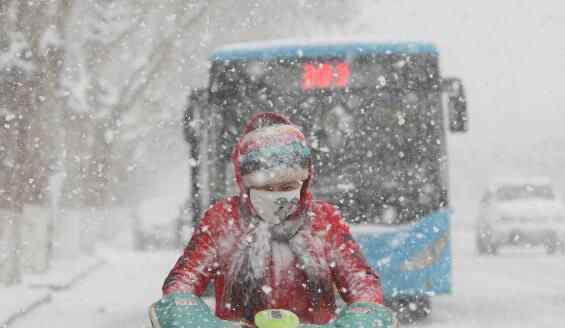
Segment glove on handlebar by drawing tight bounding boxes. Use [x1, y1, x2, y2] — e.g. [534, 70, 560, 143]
[149, 292, 236, 328]
[329, 303, 397, 328]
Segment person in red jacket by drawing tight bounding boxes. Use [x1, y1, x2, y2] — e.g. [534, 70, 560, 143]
[161, 112, 384, 326]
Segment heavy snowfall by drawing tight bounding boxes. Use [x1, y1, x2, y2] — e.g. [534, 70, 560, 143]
[1, 1, 565, 327]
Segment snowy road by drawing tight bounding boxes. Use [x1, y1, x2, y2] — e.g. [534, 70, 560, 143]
[12, 228, 565, 328]
[426, 227, 565, 327]
[10, 250, 175, 328]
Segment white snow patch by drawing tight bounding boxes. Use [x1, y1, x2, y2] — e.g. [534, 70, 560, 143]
[261, 285, 273, 294]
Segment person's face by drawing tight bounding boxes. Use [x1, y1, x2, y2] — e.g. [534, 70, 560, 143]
[255, 180, 303, 192]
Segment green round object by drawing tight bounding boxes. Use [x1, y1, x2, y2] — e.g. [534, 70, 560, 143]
[255, 309, 300, 328]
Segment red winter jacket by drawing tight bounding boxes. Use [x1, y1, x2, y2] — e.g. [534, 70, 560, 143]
[163, 113, 382, 325]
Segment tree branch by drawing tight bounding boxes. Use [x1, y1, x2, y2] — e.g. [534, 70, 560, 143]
[113, 2, 210, 118]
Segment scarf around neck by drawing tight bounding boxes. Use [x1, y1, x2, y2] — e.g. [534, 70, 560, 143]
[221, 201, 334, 321]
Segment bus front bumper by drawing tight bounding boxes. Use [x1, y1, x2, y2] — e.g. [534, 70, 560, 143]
[351, 210, 452, 298]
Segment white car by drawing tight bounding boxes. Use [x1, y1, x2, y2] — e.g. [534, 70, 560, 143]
[476, 178, 565, 255]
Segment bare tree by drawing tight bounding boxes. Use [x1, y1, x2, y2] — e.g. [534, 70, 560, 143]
[0, 0, 72, 285]
[61, 0, 211, 209]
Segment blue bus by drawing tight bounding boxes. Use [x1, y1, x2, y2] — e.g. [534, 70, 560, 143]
[194, 40, 467, 321]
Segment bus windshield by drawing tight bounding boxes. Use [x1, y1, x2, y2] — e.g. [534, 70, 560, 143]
[209, 52, 446, 225]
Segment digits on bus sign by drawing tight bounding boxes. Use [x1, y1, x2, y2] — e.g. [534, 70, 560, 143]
[302, 62, 350, 90]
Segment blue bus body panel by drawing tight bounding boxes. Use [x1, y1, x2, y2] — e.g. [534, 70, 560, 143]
[211, 42, 438, 61]
[351, 210, 452, 298]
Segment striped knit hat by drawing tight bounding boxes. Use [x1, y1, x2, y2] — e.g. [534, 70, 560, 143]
[237, 117, 312, 189]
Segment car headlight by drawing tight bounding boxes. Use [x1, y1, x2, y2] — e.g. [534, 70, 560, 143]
[400, 233, 449, 271]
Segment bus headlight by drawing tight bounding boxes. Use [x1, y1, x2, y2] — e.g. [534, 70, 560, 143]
[400, 233, 449, 271]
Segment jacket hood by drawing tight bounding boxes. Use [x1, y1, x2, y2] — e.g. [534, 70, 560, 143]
[231, 112, 314, 216]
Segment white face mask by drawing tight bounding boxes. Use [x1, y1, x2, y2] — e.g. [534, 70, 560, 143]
[249, 188, 301, 224]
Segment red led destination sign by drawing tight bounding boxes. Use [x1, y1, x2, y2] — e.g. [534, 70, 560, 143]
[302, 62, 350, 90]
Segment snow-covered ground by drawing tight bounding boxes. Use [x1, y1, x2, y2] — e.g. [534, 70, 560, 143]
[428, 226, 565, 327]
[9, 250, 176, 328]
[10, 221, 565, 328]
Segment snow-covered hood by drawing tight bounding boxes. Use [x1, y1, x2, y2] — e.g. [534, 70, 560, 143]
[494, 199, 565, 219]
